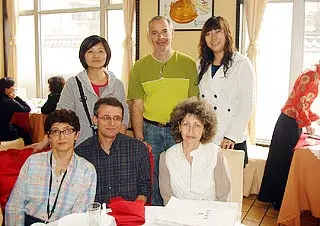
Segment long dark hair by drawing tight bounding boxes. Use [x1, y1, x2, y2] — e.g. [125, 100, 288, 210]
[198, 16, 235, 82]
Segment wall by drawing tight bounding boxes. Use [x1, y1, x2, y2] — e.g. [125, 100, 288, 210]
[139, 0, 237, 60]
[0, 0, 4, 78]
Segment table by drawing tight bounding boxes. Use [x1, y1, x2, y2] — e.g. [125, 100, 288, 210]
[277, 147, 320, 226]
[47, 206, 245, 226]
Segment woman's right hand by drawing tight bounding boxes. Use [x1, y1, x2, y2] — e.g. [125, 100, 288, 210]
[306, 125, 315, 135]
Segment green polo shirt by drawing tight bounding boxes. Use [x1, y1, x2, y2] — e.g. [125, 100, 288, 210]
[127, 51, 199, 123]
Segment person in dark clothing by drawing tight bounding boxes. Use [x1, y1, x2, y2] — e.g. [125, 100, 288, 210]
[41, 76, 65, 115]
[0, 77, 32, 145]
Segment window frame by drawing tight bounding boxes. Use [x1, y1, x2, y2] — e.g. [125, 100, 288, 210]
[18, 0, 123, 98]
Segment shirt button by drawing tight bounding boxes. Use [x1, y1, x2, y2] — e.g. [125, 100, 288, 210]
[214, 95, 217, 98]
[201, 94, 205, 98]
[108, 186, 112, 190]
[227, 108, 231, 112]
[214, 106, 217, 110]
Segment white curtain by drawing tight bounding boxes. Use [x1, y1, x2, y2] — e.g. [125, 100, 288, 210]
[244, 0, 268, 144]
[0, 0, 5, 78]
[121, 0, 135, 94]
[6, 0, 18, 81]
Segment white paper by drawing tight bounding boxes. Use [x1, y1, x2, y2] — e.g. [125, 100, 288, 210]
[155, 197, 239, 226]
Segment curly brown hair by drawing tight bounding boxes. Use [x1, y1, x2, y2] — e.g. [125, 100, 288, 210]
[198, 16, 235, 82]
[170, 97, 217, 144]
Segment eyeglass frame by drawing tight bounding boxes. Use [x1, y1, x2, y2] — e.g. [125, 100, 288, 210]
[48, 127, 76, 136]
[96, 115, 123, 123]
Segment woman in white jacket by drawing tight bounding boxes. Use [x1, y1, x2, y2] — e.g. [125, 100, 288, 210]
[198, 16, 255, 165]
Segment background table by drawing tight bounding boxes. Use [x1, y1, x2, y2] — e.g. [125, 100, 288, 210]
[11, 112, 47, 143]
[278, 147, 320, 226]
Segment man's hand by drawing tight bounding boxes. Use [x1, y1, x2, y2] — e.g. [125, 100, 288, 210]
[135, 195, 147, 205]
[220, 138, 235, 150]
[8, 92, 16, 99]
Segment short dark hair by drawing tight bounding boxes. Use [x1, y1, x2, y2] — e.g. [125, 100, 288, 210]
[48, 76, 65, 94]
[44, 109, 80, 134]
[79, 35, 111, 69]
[93, 97, 124, 118]
[0, 77, 15, 94]
[170, 97, 217, 144]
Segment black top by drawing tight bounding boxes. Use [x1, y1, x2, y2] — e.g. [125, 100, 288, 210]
[0, 93, 31, 139]
[211, 64, 221, 78]
[75, 133, 151, 205]
[41, 93, 61, 115]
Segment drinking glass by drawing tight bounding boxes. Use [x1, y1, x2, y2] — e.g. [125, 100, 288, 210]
[86, 202, 101, 226]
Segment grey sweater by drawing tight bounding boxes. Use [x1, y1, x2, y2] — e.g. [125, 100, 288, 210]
[57, 70, 129, 146]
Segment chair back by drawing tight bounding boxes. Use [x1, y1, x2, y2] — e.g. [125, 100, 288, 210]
[221, 149, 244, 217]
[0, 148, 33, 215]
[146, 143, 154, 205]
[0, 138, 25, 151]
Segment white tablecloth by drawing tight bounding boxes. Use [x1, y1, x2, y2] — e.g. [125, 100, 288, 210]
[46, 206, 245, 226]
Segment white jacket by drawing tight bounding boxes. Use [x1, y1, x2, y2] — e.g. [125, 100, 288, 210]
[198, 53, 255, 144]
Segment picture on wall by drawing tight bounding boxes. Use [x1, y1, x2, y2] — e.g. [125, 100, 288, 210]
[158, 0, 214, 31]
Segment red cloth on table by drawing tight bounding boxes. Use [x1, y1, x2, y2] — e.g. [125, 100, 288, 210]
[0, 148, 33, 213]
[294, 133, 320, 149]
[11, 112, 30, 133]
[108, 197, 145, 226]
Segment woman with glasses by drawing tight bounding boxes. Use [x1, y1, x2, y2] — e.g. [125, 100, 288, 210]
[0, 77, 32, 145]
[33, 35, 129, 150]
[198, 16, 255, 166]
[159, 97, 231, 205]
[5, 109, 97, 225]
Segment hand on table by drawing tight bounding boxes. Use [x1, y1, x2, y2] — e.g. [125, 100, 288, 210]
[306, 125, 315, 136]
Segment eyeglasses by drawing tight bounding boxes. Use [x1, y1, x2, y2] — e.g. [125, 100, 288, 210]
[96, 115, 122, 123]
[49, 128, 75, 136]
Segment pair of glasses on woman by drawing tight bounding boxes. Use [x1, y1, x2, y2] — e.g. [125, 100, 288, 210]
[48, 128, 75, 136]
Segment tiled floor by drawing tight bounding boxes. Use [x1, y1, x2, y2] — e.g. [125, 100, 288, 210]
[242, 195, 320, 226]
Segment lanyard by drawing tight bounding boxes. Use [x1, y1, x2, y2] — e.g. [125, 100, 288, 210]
[47, 154, 67, 221]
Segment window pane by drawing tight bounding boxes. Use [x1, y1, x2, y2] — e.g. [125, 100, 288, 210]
[19, 0, 34, 11]
[40, 12, 100, 96]
[255, 3, 293, 141]
[107, 10, 124, 80]
[303, 1, 320, 69]
[40, 0, 99, 11]
[110, 0, 123, 4]
[17, 16, 36, 98]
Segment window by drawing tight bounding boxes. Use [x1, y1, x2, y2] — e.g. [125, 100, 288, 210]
[240, 0, 320, 144]
[17, 0, 125, 98]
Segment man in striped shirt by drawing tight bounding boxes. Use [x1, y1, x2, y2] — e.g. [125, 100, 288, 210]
[5, 109, 97, 225]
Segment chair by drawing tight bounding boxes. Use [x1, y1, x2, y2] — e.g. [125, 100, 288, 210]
[221, 149, 244, 221]
[0, 148, 33, 216]
[0, 138, 25, 151]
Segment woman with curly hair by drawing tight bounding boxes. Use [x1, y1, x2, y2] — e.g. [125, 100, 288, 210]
[198, 16, 255, 166]
[258, 63, 320, 210]
[159, 97, 231, 205]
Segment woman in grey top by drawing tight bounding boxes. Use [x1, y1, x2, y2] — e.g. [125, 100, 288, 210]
[34, 35, 129, 149]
